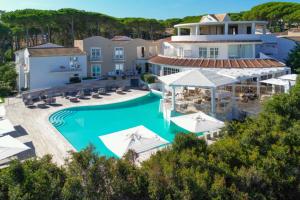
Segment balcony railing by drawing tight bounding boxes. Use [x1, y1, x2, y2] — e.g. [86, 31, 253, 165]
[113, 55, 125, 60]
[171, 34, 265, 42]
[51, 66, 82, 73]
[89, 56, 102, 62]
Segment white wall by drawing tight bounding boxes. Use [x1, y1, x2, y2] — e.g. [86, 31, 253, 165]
[162, 42, 258, 59]
[28, 55, 87, 90]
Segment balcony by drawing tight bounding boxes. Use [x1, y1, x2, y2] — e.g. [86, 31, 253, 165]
[171, 34, 266, 43]
[51, 65, 82, 73]
[113, 55, 125, 61]
[89, 56, 102, 62]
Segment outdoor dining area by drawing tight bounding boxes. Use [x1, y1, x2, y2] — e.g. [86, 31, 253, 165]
[158, 68, 292, 121]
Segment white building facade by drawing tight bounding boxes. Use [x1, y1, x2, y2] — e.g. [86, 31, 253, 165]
[149, 14, 290, 78]
[15, 43, 87, 91]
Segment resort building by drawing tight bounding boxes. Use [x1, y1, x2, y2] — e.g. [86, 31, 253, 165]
[15, 43, 87, 91]
[149, 13, 290, 77]
[148, 14, 292, 119]
[74, 36, 160, 78]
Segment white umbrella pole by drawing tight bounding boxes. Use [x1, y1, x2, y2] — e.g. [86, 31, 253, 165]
[171, 86, 176, 111]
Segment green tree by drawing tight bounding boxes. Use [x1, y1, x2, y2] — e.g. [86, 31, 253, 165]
[0, 62, 17, 96]
[286, 44, 300, 73]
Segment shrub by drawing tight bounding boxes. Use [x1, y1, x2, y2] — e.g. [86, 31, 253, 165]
[141, 73, 155, 84]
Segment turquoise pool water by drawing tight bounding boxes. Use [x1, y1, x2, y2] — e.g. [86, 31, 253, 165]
[49, 93, 187, 157]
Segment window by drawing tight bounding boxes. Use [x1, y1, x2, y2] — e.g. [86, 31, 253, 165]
[209, 48, 219, 58]
[199, 48, 208, 58]
[177, 47, 184, 57]
[90, 48, 101, 60]
[91, 64, 101, 77]
[137, 46, 146, 58]
[163, 67, 180, 75]
[114, 47, 124, 59]
[70, 56, 79, 68]
[228, 44, 253, 58]
[149, 46, 157, 57]
[141, 47, 145, 57]
[115, 63, 124, 75]
[247, 26, 252, 34]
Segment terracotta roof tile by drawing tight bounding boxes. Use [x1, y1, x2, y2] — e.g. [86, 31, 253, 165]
[149, 56, 285, 69]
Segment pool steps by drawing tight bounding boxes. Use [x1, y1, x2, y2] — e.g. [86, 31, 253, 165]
[50, 110, 77, 128]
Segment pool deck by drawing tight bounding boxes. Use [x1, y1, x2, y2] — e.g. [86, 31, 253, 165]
[4, 89, 149, 165]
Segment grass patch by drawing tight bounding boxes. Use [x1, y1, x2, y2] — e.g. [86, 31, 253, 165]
[0, 97, 4, 104]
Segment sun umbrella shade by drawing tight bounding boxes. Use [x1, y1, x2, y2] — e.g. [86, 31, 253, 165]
[0, 119, 15, 136]
[99, 125, 169, 158]
[0, 135, 30, 160]
[171, 111, 225, 133]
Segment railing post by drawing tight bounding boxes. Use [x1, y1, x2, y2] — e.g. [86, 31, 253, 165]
[224, 22, 228, 35]
[251, 22, 256, 34]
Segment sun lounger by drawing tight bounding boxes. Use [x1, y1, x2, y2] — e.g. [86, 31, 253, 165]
[92, 93, 100, 98]
[69, 97, 79, 103]
[116, 88, 124, 94]
[98, 88, 107, 95]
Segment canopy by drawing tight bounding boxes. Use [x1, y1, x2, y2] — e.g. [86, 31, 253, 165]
[171, 111, 225, 133]
[216, 67, 288, 80]
[0, 119, 15, 136]
[158, 70, 237, 88]
[260, 78, 291, 86]
[278, 74, 297, 81]
[0, 135, 30, 160]
[99, 125, 169, 158]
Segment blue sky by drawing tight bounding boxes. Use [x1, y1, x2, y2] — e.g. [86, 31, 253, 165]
[0, 0, 300, 19]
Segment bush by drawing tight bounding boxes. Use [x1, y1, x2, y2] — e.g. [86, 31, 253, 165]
[0, 62, 17, 96]
[69, 76, 81, 84]
[141, 73, 155, 84]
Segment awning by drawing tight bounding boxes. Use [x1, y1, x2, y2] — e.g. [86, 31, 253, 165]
[216, 67, 289, 80]
[171, 111, 225, 133]
[0, 135, 30, 160]
[260, 78, 292, 86]
[99, 125, 169, 158]
[278, 74, 297, 81]
[0, 119, 15, 136]
[158, 70, 237, 88]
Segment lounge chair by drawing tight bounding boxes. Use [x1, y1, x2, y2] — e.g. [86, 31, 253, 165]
[69, 97, 79, 103]
[76, 91, 85, 99]
[92, 93, 100, 99]
[98, 88, 107, 95]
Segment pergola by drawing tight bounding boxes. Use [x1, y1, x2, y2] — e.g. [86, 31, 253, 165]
[158, 70, 237, 116]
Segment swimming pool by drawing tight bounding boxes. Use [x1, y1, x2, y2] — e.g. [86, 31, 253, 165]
[49, 92, 188, 157]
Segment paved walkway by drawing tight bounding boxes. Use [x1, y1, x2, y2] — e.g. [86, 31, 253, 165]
[5, 89, 149, 165]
